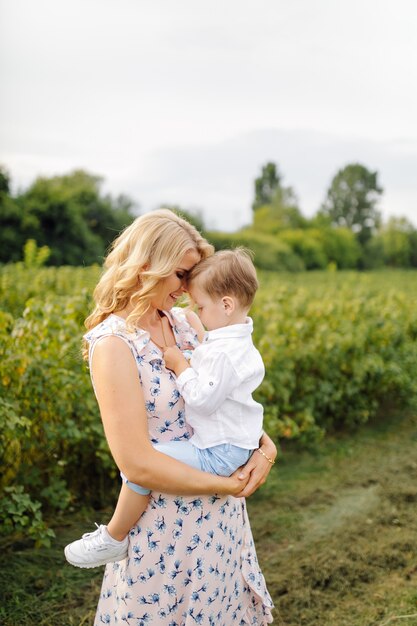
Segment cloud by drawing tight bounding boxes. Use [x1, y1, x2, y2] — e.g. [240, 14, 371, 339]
[1, 1, 416, 229]
[122, 129, 417, 230]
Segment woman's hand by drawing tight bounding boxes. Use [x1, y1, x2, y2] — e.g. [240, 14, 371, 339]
[234, 432, 277, 498]
[221, 471, 251, 496]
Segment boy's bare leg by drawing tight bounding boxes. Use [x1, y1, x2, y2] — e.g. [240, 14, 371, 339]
[106, 482, 150, 541]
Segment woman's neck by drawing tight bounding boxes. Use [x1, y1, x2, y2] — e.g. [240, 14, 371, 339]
[140, 307, 162, 328]
[117, 304, 162, 328]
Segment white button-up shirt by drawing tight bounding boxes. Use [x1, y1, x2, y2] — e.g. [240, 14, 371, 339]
[176, 317, 264, 450]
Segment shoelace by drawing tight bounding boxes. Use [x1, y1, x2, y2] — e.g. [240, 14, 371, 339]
[81, 523, 104, 552]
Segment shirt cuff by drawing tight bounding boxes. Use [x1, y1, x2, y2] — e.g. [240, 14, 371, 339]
[176, 366, 198, 390]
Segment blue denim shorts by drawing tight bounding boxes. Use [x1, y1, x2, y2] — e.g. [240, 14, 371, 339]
[121, 441, 253, 495]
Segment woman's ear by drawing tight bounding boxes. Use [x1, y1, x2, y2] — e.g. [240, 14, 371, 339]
[136, 263, 149, 286]
[222, 296, 235, 316]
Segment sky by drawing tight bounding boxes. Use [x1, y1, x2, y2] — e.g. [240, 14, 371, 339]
[1, 0, 417, 231]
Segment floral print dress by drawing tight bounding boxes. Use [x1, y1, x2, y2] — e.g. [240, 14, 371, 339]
[85, 307, 274, 626]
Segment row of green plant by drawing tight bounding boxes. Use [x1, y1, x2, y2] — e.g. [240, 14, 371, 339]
[1, 265, 417, 546]
[252, 271, 417, 443]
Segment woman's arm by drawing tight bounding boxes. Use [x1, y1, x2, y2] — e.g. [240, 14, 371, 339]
[91, 336, 248, 496]
[234, 431, 277, 498]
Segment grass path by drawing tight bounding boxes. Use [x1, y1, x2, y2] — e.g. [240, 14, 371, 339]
[1, 413, 417, 626]
[249, 412, 417, 625]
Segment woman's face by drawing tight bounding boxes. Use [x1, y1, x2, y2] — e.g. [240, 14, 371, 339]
[153, 249, 201, 310]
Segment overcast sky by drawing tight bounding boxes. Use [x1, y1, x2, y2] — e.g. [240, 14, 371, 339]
[1, 0, 417, 230]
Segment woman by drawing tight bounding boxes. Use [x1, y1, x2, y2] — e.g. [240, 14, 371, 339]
[84, 209, 275, 625]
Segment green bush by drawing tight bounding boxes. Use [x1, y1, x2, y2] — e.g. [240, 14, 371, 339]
[313, 227, 361, 269]
[0, 263, 100, 317]
[0, 276, 115, 544]
[206, 229, 304, 271]
[278, 229, 328, 269]
[372, 218, 414, 268]
[1, 264, 417, 542]
[252, 272, 417, 445]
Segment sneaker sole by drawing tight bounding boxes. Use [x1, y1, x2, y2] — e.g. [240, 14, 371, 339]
[64, 546, 128, 569]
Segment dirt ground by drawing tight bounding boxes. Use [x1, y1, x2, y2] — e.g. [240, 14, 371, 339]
[248, 413, 417, 626]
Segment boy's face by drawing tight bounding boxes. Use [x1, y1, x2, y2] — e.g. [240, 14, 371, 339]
[188, 283, 228, 331]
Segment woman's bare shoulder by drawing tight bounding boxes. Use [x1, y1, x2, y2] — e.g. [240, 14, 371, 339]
[90, 334, 137, 370]
[93, 333, 132, 353]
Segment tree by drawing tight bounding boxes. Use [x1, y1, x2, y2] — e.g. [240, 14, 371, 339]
[0, 165, 10, 195]
[0, 165, 26, 263]
[11, 170, 136, 265]
[319, 163, 383, 245]
[252, 162, 282, 211]
[252, 194, 307, 233]
[252, 161, 306, 233]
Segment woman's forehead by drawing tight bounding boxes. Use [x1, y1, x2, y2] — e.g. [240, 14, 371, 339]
[179, 249, 201, 269]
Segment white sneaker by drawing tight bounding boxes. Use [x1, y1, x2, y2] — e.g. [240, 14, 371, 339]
[64, 524, 128, 568]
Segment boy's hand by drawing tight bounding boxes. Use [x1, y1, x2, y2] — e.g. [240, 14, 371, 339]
[163, 345, 190, 376]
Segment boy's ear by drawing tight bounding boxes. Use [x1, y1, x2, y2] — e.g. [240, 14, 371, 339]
[222, 296, 235, 315]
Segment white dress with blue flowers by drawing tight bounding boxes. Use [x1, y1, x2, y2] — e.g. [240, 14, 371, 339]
[85, 307, 274, 626]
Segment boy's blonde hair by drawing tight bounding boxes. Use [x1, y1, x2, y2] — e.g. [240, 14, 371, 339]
[188, 247, 258, 309]
[85, 209, 214, 342]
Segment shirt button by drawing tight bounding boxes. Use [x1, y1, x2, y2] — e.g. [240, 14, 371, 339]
[209, 381, 214, 386]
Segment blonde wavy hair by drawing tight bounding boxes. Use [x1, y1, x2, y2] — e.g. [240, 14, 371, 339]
[84, 209, 214, 358]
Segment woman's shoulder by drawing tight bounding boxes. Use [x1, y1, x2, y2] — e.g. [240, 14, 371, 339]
[84, 314, 135, 344]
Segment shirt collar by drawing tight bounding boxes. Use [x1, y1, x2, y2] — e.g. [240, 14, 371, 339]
[203, 317, 253, 343]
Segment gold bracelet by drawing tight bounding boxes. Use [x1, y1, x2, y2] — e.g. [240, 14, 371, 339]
[257, 448, 276, 465]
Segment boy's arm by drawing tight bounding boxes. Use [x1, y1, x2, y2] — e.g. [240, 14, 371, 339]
[175, 351, 240, 414]
[185, 309, 205, 343]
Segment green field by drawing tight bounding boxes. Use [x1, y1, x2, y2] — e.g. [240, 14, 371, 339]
[1, 266, 417, 624]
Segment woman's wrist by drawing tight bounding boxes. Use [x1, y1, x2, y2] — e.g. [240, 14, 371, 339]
[215, 475, 238, 496]
[259, 433, 277, 462]
[257, 447, 276, 465]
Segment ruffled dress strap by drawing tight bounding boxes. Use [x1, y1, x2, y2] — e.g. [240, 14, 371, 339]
[164, 306, 200, 350]
[84, 314, 151, 391]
